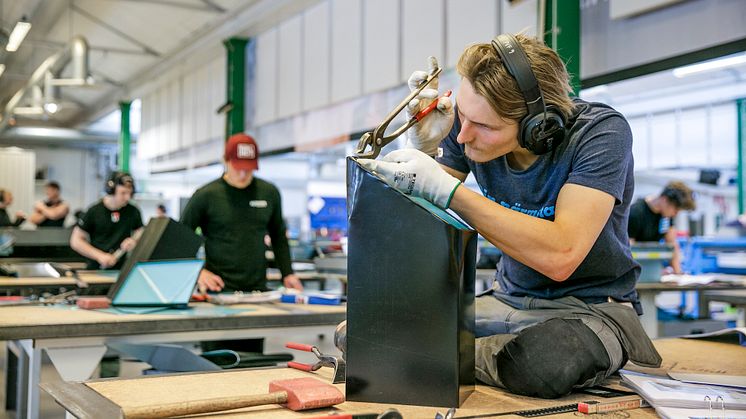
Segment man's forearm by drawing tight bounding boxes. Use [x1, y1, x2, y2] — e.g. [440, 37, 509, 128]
[449, 186, 591, 282]
[70, 236, 107, 262]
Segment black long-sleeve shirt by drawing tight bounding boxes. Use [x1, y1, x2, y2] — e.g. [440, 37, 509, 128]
[180, 176, 293, 292]
[0, 208, 24, 227]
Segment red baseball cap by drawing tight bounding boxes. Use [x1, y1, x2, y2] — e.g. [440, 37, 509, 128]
[224, 133, 259, 171]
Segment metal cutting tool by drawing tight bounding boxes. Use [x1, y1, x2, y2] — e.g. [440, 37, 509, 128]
[354, 66, 450, 159]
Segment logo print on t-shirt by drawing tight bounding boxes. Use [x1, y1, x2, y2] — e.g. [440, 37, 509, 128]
[111, 211, 120, 223]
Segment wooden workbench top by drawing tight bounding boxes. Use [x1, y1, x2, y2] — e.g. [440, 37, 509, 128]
[0, 302, 346, 340]
[0, 271, 116, 287]
[44, 338, 746, 419]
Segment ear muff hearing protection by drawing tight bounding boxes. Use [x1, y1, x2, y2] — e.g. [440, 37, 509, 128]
[491, 34, 566, 155]
[105, 171, 135, 195]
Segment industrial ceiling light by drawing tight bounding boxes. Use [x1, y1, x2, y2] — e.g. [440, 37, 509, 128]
[5, 17, 31, 52]
[43, 102, 59, 114]
[673, 53, 746, 78]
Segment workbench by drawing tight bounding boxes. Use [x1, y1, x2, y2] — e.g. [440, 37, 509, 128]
[40, 338, 746, 418]
[0, 272, 115, 296]
[636, 279, 746, 338]
[0, 270, 346, 296]
[702, 289, 746, 327]
[0, 302, 345, 419]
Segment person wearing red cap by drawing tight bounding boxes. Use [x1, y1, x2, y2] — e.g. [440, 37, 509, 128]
[181, 133, 303, 292]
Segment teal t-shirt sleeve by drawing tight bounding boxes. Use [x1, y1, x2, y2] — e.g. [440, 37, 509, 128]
[566, 115, 632, 204]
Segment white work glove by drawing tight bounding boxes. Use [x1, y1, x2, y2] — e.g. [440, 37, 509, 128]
[358, 149, 461, 209]
[404, 56, 455, 157]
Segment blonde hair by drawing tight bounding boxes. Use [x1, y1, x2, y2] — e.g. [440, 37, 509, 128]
[456, 34, 575, 123]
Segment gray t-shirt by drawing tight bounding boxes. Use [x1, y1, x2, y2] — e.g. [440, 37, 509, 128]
[438, 98, 640, 303]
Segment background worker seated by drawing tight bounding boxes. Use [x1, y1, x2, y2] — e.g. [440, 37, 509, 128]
[29, 181, 70, 228]
[0, 188, 26, 228]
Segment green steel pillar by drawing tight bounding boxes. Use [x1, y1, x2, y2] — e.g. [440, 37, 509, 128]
[223, 38, 248, 139]
[738, 99, 746, 213]
[118, 101, 131, 172]
[543, 0, 581, 95]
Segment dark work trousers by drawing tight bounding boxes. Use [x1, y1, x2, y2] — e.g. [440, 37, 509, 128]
[474, 291, 660, 390]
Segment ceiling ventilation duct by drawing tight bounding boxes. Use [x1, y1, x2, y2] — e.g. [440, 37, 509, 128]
[0, 35, 93, 133]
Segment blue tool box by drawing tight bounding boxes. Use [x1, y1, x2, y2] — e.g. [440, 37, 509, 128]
[681, 237, 746, 275]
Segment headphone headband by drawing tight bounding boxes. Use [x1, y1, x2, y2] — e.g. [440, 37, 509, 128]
[490, 33, 565, 154]
[491, 34, 545, 118]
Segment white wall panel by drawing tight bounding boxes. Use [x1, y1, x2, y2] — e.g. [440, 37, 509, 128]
[501, 0, 537, 37]
[181, 72, 196, 148]
[302, 1, 330, 111]
[166, 79, 181, 154]
[709, 103, 737, 167]
[445, 0, 498, 68]
[278, 15, 303, 118]
[678, 108, 708, 167]
[255, 28, 278, 125]
[194, 64, 210, 144]
[401, 0, 444, 81]
[362, 0, 399, 94]
[210, 57, 226, 141]
[0, 148, 35, 216]
[330, 0, 362, 103]
[649, 112, 677, 169]
[156, 88, 167, 156]
[138, 93, 152, 159]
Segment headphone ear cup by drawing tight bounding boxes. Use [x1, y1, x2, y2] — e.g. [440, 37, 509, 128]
[105, 172, 119, 195]
[521, 108, 566, 155]
[519, 113, 546, 153]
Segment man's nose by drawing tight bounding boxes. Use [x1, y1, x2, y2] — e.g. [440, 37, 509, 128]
[456, 122, 474, 144]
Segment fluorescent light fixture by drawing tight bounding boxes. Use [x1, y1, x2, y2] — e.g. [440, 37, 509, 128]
[44, 102, 59, 114]
[13, 106, 44, 116]
[6, 19, 32, 52]
[673, 53, 746, 78]
[580, 84, 608, 96]
[0, 64, 5, 78]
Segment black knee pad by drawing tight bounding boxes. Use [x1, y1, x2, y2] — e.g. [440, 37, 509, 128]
[495, 318, 610, 398]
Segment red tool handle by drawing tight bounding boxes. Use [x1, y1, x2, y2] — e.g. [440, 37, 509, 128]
[287, 361, 314, 371]
[286, 342, 314, 352]
[414, 90, 452, 121]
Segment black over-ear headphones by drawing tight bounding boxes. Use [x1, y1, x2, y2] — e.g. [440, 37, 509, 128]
[105, 171, 135, 195]
[491, 34, 566, 154]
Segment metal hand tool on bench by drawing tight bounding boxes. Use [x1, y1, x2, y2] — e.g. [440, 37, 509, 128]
[286, 341, 346, 384]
